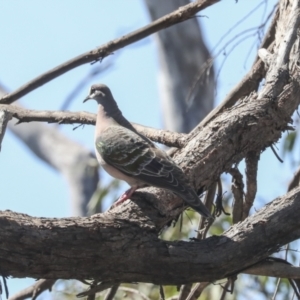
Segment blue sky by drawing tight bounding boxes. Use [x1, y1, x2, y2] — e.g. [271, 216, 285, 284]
[0, 0, 285, 298]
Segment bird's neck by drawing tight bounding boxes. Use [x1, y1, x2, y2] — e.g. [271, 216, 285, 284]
[96, 104, 154, 147]
[95, 104, 137, 134]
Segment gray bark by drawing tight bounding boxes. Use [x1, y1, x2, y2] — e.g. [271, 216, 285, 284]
[145, 0, 215, 133]
[0, 187, 300, 282]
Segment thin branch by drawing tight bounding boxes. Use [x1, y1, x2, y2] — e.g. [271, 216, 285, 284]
[270, 144, 284, 163]
[211, 1, 265, 53]
[104, 284, 120, 300]
[159, 285, 165, 300]
[288, 166, 300, 191]
[229, 167, 244, 224]
[178, 284, 193, 300]
[243, 151, 259, 220]
[0, 0, 219, 104]
[215, 178, 230, 217]
[0, 104, 186, 148]
[1, 105, 96, 125]
[196, 182, 217, 239]
[185, 282, 210, 300]
[117, 287, 151, 300]
[194, 5, 278, 131]
[219, 280, 231, 300]
[244, 260, 300, 279]
[77, 282, 117, 298]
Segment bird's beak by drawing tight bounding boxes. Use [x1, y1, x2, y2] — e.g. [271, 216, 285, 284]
[83, 95, 91, 103]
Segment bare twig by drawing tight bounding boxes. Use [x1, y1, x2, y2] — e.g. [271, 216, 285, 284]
[194, 5, 278, 131]
[0, 0, 219, 104]
[211, 1, 266, 53]
[270, 144, 284, 163]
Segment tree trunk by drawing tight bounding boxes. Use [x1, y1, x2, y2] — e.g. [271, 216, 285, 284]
[145, 0, 215, 133]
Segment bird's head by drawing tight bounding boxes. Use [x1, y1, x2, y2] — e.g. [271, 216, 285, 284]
[83, 83, 114, 105]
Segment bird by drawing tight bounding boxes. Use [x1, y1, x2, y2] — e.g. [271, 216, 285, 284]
[83, 83, 212, 218]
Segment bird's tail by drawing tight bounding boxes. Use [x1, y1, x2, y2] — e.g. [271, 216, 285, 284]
[174, 189, 213, 219]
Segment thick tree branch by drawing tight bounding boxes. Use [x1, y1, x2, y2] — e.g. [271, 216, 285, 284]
[0, 0, 219, 104]
[1, 187, 300, 282]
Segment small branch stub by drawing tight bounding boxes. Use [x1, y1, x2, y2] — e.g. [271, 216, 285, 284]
[0, 110, 12, 151]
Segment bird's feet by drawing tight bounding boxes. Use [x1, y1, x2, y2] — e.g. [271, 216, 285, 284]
[109, 187, 137, 209]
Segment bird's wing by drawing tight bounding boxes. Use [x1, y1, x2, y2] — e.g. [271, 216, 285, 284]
[96, 126, 187, 192]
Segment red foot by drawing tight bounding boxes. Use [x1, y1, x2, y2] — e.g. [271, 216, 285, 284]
[109, 187, 137, 209]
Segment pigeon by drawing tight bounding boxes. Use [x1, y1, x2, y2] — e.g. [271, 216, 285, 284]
[84, 83, 212, 218]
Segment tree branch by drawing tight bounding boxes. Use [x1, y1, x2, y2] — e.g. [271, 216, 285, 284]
[243, 151, 259, 220]
[1, 187, 300, 282]
[0, 104, 186, 148]
[8, 279, 56, 300]
[0, 0, 219, 104]
[229, 167, 244, 224]
[245, 260, 300, 279]
[288, 165, 300, 191]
